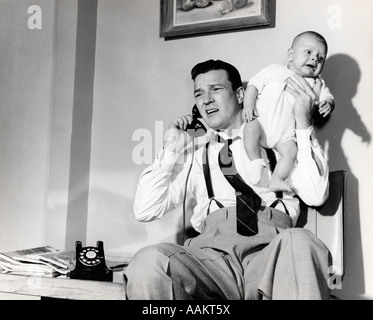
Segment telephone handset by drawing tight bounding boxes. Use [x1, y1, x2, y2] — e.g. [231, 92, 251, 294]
[70, 241, 113, 282]
[186, 105, 207, 137]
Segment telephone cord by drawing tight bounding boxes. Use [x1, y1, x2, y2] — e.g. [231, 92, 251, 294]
[181, 138, 196, 245]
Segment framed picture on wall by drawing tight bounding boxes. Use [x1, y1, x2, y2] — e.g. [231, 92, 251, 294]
[160, 0, 271, 38]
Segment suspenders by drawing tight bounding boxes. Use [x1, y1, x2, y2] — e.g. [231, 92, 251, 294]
[203, 142, 224, 214]
[202, 141, 289, 216]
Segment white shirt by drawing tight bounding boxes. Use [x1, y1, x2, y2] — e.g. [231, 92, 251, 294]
[134, 124, 329, 233]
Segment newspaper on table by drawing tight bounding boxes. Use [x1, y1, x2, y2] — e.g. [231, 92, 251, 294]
[0, 246, 72, 277]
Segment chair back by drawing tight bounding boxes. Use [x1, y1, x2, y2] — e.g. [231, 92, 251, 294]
[296, 170, 347, 278]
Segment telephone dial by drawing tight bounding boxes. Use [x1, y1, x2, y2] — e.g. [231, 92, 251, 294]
[186, 105, 207, 137]
[70, 241, 113, 282]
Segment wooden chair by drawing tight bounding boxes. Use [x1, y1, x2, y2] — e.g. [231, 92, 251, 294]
[296, 170, 347, 279]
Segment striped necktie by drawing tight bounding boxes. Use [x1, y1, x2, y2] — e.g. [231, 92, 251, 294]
[216, 135, 262, 236]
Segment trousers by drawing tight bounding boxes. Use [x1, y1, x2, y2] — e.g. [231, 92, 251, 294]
[125, 206, 332, 300]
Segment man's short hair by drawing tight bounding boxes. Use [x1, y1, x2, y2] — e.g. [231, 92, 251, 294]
[191, 59, 243, 91]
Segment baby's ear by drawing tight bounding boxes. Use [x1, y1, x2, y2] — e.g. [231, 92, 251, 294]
[288, 48, 294, 62]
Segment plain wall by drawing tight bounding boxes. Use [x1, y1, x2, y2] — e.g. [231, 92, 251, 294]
[0, 0, 57, 251]
[45, 0, 78, 252]
[88, 0, 373, 300]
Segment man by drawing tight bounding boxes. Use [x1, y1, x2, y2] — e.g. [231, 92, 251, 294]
[126, 60, 331, 300]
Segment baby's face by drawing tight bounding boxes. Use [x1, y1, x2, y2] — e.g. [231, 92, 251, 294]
[288, 34, 327, 78]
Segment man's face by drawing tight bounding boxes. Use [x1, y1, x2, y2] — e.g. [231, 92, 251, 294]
[193, 69, 243, 131]
[288, 34, 327, 78]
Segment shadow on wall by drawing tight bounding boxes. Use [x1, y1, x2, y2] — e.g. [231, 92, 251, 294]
[316, 54, 371, 299]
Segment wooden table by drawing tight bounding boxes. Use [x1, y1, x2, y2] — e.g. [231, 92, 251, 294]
[0, 271, 127, 300]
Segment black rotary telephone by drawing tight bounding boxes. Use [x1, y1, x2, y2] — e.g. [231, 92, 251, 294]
[186, 105, 207, 137]
[70, 241, 113, 282]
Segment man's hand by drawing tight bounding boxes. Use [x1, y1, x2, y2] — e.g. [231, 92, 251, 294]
[164, 115, 194, 154]
[285, 74, 318, 129]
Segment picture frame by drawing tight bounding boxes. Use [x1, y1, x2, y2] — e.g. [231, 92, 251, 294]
[160, 0, 271, 38]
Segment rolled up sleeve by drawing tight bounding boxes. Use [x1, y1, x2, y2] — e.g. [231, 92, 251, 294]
[290, 126, 329, 206]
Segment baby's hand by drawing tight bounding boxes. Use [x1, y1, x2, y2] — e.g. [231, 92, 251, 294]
[318, 100, 333, 117]
[242, 105, 258, 122]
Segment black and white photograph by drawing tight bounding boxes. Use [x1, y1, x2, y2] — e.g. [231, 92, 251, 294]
[0, 0, 372, 306]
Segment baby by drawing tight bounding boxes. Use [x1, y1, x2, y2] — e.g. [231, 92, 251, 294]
[242, 31, 335, 192]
